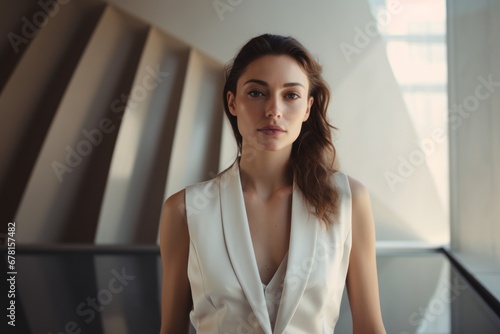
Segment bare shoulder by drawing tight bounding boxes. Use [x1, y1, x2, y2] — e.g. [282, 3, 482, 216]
[160, 189, 188, 247]
[346, 175, 373, 229]
[162, 189, 186, 220]
[347, 175, 371, 205]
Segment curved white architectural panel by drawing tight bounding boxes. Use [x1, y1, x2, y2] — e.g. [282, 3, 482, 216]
[163, 49, 224, 199]
[15, 6, 149, 242]
[95, 28, 191, 244]
[0, 0, 106, 235]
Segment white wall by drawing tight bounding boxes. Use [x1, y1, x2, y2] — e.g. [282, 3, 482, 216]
[106, 0, 449, 245]
[448, 0, 500, 266]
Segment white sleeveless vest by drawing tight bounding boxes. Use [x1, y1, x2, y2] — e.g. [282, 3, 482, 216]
[185, 162, 352, 334]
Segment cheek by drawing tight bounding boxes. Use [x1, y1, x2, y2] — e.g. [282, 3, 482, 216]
[237, 100, 263, 120]
[235, 107, 257, 135]
[287, 109, 309, 138]
[286, 106, 308, 126]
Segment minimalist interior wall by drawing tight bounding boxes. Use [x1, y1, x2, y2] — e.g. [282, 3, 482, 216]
[105, 0, 450, 245]
[1, 0, 453, 245]
[0, 0, 106, 239]
[1, 0, 223, 244]
[447, 0, 500, 269]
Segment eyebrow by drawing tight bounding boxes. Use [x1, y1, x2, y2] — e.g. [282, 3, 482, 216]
[243, 79, 305, 89]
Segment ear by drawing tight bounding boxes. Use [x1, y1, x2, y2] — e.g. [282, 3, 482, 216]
[227, 91, 237, 116]
[303, 96, 313, 122]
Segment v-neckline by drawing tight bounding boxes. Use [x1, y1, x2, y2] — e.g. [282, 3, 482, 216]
[237, 162, 293, 287]
[262, 251, 289, 288]
[220, 160, 320, 334]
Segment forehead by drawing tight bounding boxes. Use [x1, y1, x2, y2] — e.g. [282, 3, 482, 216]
[238, 55, 309, 88]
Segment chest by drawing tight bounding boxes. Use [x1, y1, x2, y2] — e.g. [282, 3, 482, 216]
[243, 191, 292, 285]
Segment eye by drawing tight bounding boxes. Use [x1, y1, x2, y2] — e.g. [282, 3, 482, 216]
[248, 90, 264, 98]
[285, 92, 300, 100]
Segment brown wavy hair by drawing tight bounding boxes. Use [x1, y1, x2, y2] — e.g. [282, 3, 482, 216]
[222, 34, 339, 226]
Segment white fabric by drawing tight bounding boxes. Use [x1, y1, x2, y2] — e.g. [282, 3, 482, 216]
[263, 251, 288, 332]
[185, 161, 352, 333]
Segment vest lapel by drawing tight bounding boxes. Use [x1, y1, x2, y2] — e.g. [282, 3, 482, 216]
[220, 162, 273, 334]
[273, 182, 319, 334]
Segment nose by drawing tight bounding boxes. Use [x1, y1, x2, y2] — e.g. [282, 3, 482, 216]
[265, 94, 282, 119]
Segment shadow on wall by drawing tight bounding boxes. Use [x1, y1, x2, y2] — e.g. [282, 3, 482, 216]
[0, 0, 224, 245]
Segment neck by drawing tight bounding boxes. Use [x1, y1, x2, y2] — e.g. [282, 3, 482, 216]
[238, 145, 293, 199]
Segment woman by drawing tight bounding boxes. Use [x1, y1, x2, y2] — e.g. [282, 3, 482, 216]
[160, 34, 386, 334]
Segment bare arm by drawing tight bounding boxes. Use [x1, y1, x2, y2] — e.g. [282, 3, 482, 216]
[159, 189, 192, 334]
[346, 177, 386, 334]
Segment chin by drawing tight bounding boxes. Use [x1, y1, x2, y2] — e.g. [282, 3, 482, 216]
[260, 143, 293, 152]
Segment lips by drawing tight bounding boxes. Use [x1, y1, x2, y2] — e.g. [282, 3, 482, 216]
[258, 124, 285, 136]
[258, 125, 285, 131]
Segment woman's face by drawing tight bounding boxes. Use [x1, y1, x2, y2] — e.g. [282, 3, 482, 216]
[227, 55, 313, 153]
